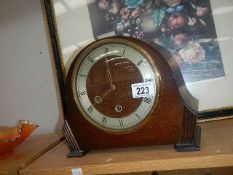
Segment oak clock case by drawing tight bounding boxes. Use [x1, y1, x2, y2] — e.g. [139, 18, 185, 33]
[63, 37, 201, 157]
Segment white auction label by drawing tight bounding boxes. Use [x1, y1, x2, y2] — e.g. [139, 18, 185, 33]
[72, 168, 83, 175]
[131, 82, 155, 98]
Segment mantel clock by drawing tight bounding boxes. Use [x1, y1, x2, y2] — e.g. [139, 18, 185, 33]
[63, 37, 201, 157]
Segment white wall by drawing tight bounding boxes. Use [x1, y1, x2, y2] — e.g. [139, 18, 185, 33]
[0, 0, 63, 134]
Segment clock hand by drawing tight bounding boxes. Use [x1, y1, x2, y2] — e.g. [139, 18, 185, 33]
[105, 56, 116, 90]
[94, 50, 117, 105]
[102, 88, 112, 99]
[94, 86, 116, 105]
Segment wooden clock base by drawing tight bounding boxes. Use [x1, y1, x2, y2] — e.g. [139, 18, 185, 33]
[63, 119, 201, 157]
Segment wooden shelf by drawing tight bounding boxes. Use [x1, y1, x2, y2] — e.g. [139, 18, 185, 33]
[0, 133, 63, 175]
[20, 119, 233, 175]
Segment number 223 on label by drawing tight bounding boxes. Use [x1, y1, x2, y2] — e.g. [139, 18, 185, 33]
[131, 82, 155, 98]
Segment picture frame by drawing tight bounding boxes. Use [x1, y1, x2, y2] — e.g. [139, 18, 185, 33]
[42, 0, 233, 121]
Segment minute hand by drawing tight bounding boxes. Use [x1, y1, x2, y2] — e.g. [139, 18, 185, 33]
[105, 57, 115, 90]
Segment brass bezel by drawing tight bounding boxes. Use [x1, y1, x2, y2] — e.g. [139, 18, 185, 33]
[71, 37, 161, 134]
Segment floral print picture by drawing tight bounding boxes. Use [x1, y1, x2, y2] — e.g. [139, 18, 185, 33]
[87, 0, 225, 83]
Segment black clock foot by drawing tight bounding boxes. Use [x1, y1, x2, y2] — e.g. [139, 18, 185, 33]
[67, 150, 87, 157]
[174, 126, 201, 152]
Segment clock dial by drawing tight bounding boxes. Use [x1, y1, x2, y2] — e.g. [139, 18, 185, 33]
[74, 43, 159, 132]
[87, 55, 143, 118]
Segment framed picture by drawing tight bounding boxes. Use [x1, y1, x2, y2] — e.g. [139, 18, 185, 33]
[42, 0, 233, 121]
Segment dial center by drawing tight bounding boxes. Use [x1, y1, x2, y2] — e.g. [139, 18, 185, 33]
[86, 55, 143, 118]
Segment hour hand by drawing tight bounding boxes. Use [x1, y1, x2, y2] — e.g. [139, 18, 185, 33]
[94, 88, 114, 105]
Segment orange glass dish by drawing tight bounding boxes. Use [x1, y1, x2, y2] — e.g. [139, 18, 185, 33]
[0, 120, 38, 156]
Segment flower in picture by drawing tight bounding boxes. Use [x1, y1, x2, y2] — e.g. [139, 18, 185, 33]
[98, 0, 110, 10]
[173, 33, 191, 49]
[178, 41, 205, 64]
[120, 7, 131, 20]
[169, 13, 187, 30]
[196, 6, 208, 17]
[109, 0, 122, 15]
[131, 7, 142, 18]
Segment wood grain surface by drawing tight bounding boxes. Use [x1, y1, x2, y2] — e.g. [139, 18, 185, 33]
[160, 166, 233, 175]
[0, 133, 62, 175]
[19, 119, 233, 175]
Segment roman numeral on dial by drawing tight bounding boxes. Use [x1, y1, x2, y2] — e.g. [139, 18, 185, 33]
[136, 113, 142, 120]
[79, 74, 87, 77]
[102, 117, 107, 125]
[87, 106, 93, 113]
[119, 119, 123, 126]
[144, 97, 152, 104]
[80, 91, 86, 96]
[88, 56, 94, 63]
[137, 60, 143, 66]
